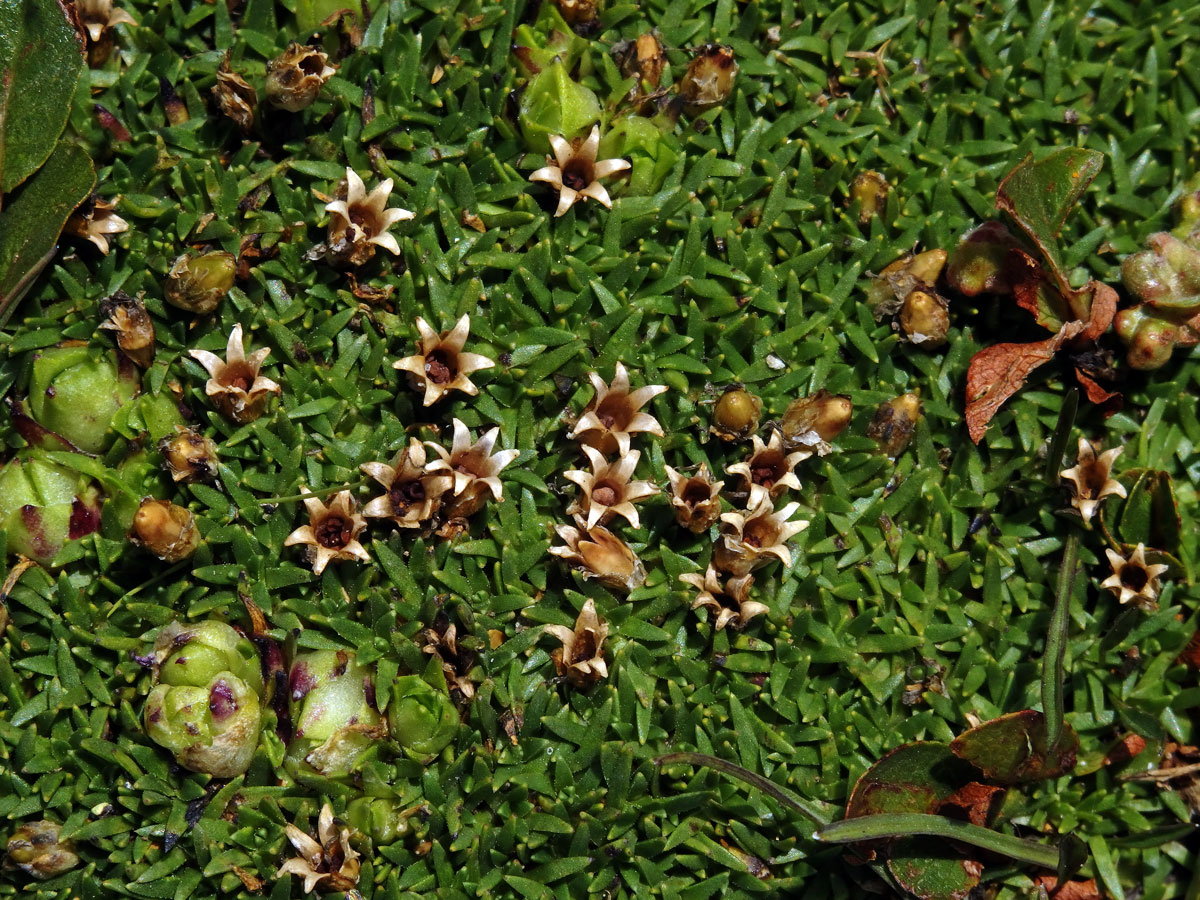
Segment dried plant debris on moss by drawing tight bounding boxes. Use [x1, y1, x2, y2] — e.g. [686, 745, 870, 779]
[2, 0, 1200, 898]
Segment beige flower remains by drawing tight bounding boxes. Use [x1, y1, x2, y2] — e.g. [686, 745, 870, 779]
[664, 463, 724, 533]
[284, 489, 370, 576]
[545, 599, 609, 688]
[570, 362, 667, 456]
[324, 167, 413, 266]
[76, 0, 136, 42]
[565, 445, 657, 530]
[425, 418, 520, 519]
[189, 324, 281, 424]
[1061, 438, 1127, 522]
[65, 195, 129, 255]
[422, 620, 477, 698]
[726, 431, 810, 507]
[1102, 543, 1169, 611]
[529, 126, 631, 217]
[361, 439, 452, 529]
[550, 517, 646, 594]
[212, 56, 257, 131]
[714, 497, 808, 576]
[393, 315, 495, 407]
[680, 565, 766, 631]
[276, 803, 360, 895]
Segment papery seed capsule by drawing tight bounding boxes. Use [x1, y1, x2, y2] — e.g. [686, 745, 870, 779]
[679, 44, 738, 113]
[164, 251, 236, 314]
[867, 393, 922, 457]
[265, 43, 336, 112]
[849, 171, 888, 224]
[159, 426, 220, 484]
[4, 821, 80, 880]
[898, 290, 950, 346]
[132, 498, 201, 561]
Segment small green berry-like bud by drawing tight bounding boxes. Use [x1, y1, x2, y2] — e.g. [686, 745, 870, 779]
[152, 620, 264, 695]
[849, 171, 888, 224]
[711, 387, 761, 442]
[26, 345, 139, 453]
[164, 251, 236, 314]
[5, 821, 80, 880]
[288, 650, 384, 777]
[265, 43, 335, 112]
[387, 675, 459, 758]
[144, 675, 262, 777]
[132, 498, 201, 562]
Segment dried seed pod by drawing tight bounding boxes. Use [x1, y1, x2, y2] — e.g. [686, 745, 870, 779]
[849, 170, 888, 224]
[867, 393, 922, 458]
[159, 425, 219, 484]
[898, 290, 950, 346]
[664, 463, 723, 533]
[421, 618, 479, 699]
[165, 251, 236, 314]
[64, 194, 129, 254]
[553, 0, 599, 26]
[4, 821, 80, 881]
[132, 498, 201, 561]
[781, 390, 853, 453]
[711, 386, 762, 442]
[265, 42, 336, 112]
[99, 291, 155, 368]
[679, 44, 738, 112]
[615, 31, 666, 90]
[211, 55, 257, 131]
[550, 517, 646, 593]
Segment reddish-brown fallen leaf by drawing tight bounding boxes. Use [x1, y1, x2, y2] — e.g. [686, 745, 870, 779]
[1079, 281, 1118, 342]
[1073, 367, 1121, 414]
[938, 781, 1005, 826]
[965, 321, 1084, 443]
[1102, 733, 1148, 768]
[1179, 630, 1200, 669]
[1010, 248, 1068, 331]
[1033, 875, 1101, 900]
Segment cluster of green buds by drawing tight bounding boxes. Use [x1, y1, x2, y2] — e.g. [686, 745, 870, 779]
[287, 650, 384, 778]
[142, 621, 265, 777]
[387, 674, 459, 759]
[1116, 231, 1200, 369]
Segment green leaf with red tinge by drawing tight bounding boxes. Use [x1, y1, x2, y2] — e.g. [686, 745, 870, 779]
[950, 710, 1079, 785]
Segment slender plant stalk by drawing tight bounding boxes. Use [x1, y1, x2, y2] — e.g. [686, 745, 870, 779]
[1045, 388, 1079, 482]
[1044, 531, 1078, 750]
[816, 813, 1060, 870]
[255, 477, 371, 505]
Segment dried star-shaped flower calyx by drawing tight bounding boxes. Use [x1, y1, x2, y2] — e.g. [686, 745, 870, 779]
[725, 431, 810, 507]
[569, 361, 667, 456]
[529, 126, 631, 217]
[265, 42, 336, 112]
[284, 489, 370, 576]
[714, 497, 808, 576]
[1061, 438, 1127, 522]
[393, 315, 495, 407]
[361, 439, 452, 529]
[425, 418, 520, 520]
[75, 0, 136, 66]
[664, 463, 723, 533]
[99, 291, 155, 368]
[421, 618, 478, 698]
[550, 517, 646, 594]
[276, 804, 361, 895]
[64, 194, 129, 255]
[324, 167, 413, 266]
[545, 599, 609, 688]
[680, 565, 766, 631]
[1102, 543, 1169, 611]
[212, 55, 257, 132]
[188, 324, 281, 424]
[564, 445, 657, 530]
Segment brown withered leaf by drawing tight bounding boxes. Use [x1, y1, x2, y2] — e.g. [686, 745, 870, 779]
[937, 781, 1005, 826]
[1032, 876, 1101, 900]
[965, 321, 1083, 443]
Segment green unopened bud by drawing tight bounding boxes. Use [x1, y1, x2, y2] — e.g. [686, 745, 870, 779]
[518, 63, 602, 155]
[151, 620, 264, 694]
[164, 251, 236, 314]
[0, 456, 101, 563]
[132, 498, 201, 562]
[849, 170, 888, 224]
[597, 115, 680, 195]
[711, 387, 761, 442]
[26, 345, 139, 453]
[265, 43, 336, 112]
[4, 821, 80, 880]
[344, 798, 424, 846]
[288, 650, 384, 777]
[678, 44, 737, 113]
[387, 675, 458, 758]
[144, 674, 262, 777]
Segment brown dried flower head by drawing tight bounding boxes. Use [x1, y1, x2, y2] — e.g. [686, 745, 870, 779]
[276, 803, 360, 895]
[725, 431, 810, 507]
[553, 0, 599, 25]
[99, 291, 155, 368]
[550, 517, 646, 594]
[393, 315, 495, 407]
[615, 31, 666, 90]
[425, 418, 520, 520]
[284, 489, 370, 576]
[867, 392, 921, 458]
[545, 599, 609, 688]
[565, 445, 657, 530]
[159, 426, 219, 484]
[361, 439, 452, 529]
[664, 463, 723, 533]
[212, 55, 257, 132]
[714, 497, 807, 576]
[265, 42, 336, 112]
[781, 390, 853, 455]
[421, 619, 477, 698]
[324, 167, 413, 266]
[132, 498, 201, 562]
[1102, 543, 1169, 611]
[679, 44, 738, 112]
[680, 565, 766, 631]
[849, 170, 889, 224]
[529, 126, 631, 217]
[65, 194, 129, 255]
[76, 0, 137, 41]
[188, 324, 281, 424]
[570, 362, 667, 456]
[1061, 438, 1127, 522]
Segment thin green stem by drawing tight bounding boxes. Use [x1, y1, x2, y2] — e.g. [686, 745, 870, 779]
[1045, 388, 1079, 483]
[1044, 531, 1078, 750]
[255, 478, 371, 505]
[816, 813, 1060, 871]
[655, 752, 834, 827]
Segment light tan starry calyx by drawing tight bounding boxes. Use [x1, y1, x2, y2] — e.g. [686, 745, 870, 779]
[425, 418, 520, 519]
[550, 517, 646, 594]
[283, 489, 370, 576]
[1061, 438, 1127, 522]
[714, 497, 807, 576]
[276, 803, 361, 894]
[324, 167, 413, 266]
[188, 324, 281, 424]
[726, 431, 810, 507]
[544, 599, 609, 688]
[361, 439, 452, 529]
[664, 463, 723, 533]
[393, 315, 495, 407]
[529, 126, 631, 217]
[569, 361, 667, 456]
[1101, 543, 1169, 611]
[564, 445, 657, 530]
[680, 565, 766, 631]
